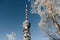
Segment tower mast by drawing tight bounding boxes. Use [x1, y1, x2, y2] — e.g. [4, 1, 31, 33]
[23, 4, 31, 40]
[26, 4, 28, 20]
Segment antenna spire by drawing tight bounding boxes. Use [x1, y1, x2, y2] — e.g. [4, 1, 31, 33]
[26, 4, 28, 20]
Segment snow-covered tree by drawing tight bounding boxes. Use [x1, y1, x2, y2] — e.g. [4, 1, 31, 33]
[6, 32, 16, 40]
[30, 0, 60, 40]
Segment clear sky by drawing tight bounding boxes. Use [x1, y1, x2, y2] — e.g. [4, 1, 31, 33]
[0, 0, 49, 40]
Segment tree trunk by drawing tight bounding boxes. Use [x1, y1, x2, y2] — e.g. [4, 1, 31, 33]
[52, 15, 60, 34]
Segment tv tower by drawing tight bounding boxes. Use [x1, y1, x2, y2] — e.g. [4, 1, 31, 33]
[23, 4, 31, 40]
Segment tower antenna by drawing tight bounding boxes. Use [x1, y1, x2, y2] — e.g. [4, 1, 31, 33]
[26, 4, 28, 20]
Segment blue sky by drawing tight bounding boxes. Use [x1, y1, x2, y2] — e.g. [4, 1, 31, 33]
[0, 0, 49, 40]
